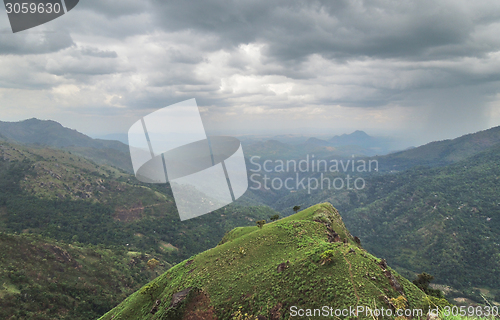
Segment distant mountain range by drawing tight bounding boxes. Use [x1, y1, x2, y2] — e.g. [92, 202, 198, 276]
[244, 130, 396, 159]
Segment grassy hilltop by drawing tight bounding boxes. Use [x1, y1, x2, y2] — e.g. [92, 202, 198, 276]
[99, 203, 443, 320]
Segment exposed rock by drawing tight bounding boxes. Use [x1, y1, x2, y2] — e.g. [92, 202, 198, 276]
[181, 290, 217, 320]
[314, 219, 341, 243]
[277, 261, 289, 273]
[382, 295, 396, 309]
[384, 270, 404, 294]
[379, 259, 388, 269]
[170, 287, 192, 308]
[150, 299, 161, 314]
[353, 236, 361, 245]
[270, 303, 283, 320]
[427, 311, 440, 320]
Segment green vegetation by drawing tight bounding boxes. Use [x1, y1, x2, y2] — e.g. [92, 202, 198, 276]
[255, 142, 500, 299]
[0, 232, 168, 320]
[99, 203, 440, 320]
[413, 273, 445, 299]
[0, 142, 278, 267]
[345, 145, 500, 296]
[256, 220, 266, 228]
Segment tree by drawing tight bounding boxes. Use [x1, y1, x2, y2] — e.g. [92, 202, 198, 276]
[140, 282, 160, 302]
[413, 272, 444, 298]
[147, 258, 160, 270]
[256, 220, 266, 229]
[269, 214, 280, 221]
[413, 272, 434, 290]
[320, 250, 335, 265]
[293, 205, 301, 213]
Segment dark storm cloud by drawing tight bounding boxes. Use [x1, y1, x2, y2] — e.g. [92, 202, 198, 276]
[1, 0, 500, 142]
[149, 0, 500, 62]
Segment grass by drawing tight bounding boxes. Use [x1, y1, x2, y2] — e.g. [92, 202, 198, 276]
[99, 203, 438, 320]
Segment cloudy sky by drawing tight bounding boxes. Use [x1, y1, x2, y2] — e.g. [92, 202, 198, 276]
[1, 0, 500, 147]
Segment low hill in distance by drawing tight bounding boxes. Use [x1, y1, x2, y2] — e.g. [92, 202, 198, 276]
[99, 203, 444, 320]
[244, 131, 397, 160]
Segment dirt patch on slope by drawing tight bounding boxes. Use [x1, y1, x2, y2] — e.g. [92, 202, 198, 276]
[182, 290, 217, 320]
[113, 202, 144, 222]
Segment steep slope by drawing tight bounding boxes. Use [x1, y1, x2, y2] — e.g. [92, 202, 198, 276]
[0, 118, 133, 172]
[343, 145, 500, 292]
[0, 141, 279, 266]
[99, 203, 442, 320]
[264, 145, 500, 298]
[0, 232, 169, 320]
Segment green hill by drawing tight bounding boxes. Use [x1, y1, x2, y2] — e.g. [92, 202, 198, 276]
[344, 144, 500, 293]
[99, 203, 443, 320]
[265, 144, 500, 301]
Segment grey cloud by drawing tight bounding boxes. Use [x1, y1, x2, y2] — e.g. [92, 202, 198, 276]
[0, 29, 74, 55]
[44, 48, 122, 76]
[80, 46, 118, 58]
[77, 0, 149, 18]
[2, 0, 500, 144]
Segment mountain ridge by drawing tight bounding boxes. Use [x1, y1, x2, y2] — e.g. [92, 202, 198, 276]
[376, 125, 500, 171]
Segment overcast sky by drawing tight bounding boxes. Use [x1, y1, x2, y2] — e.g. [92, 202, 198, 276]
[1, 0, 500, 147]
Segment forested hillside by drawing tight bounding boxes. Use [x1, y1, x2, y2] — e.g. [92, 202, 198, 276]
[0, 232, 169, 320]
[0, 142, 278, 266]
